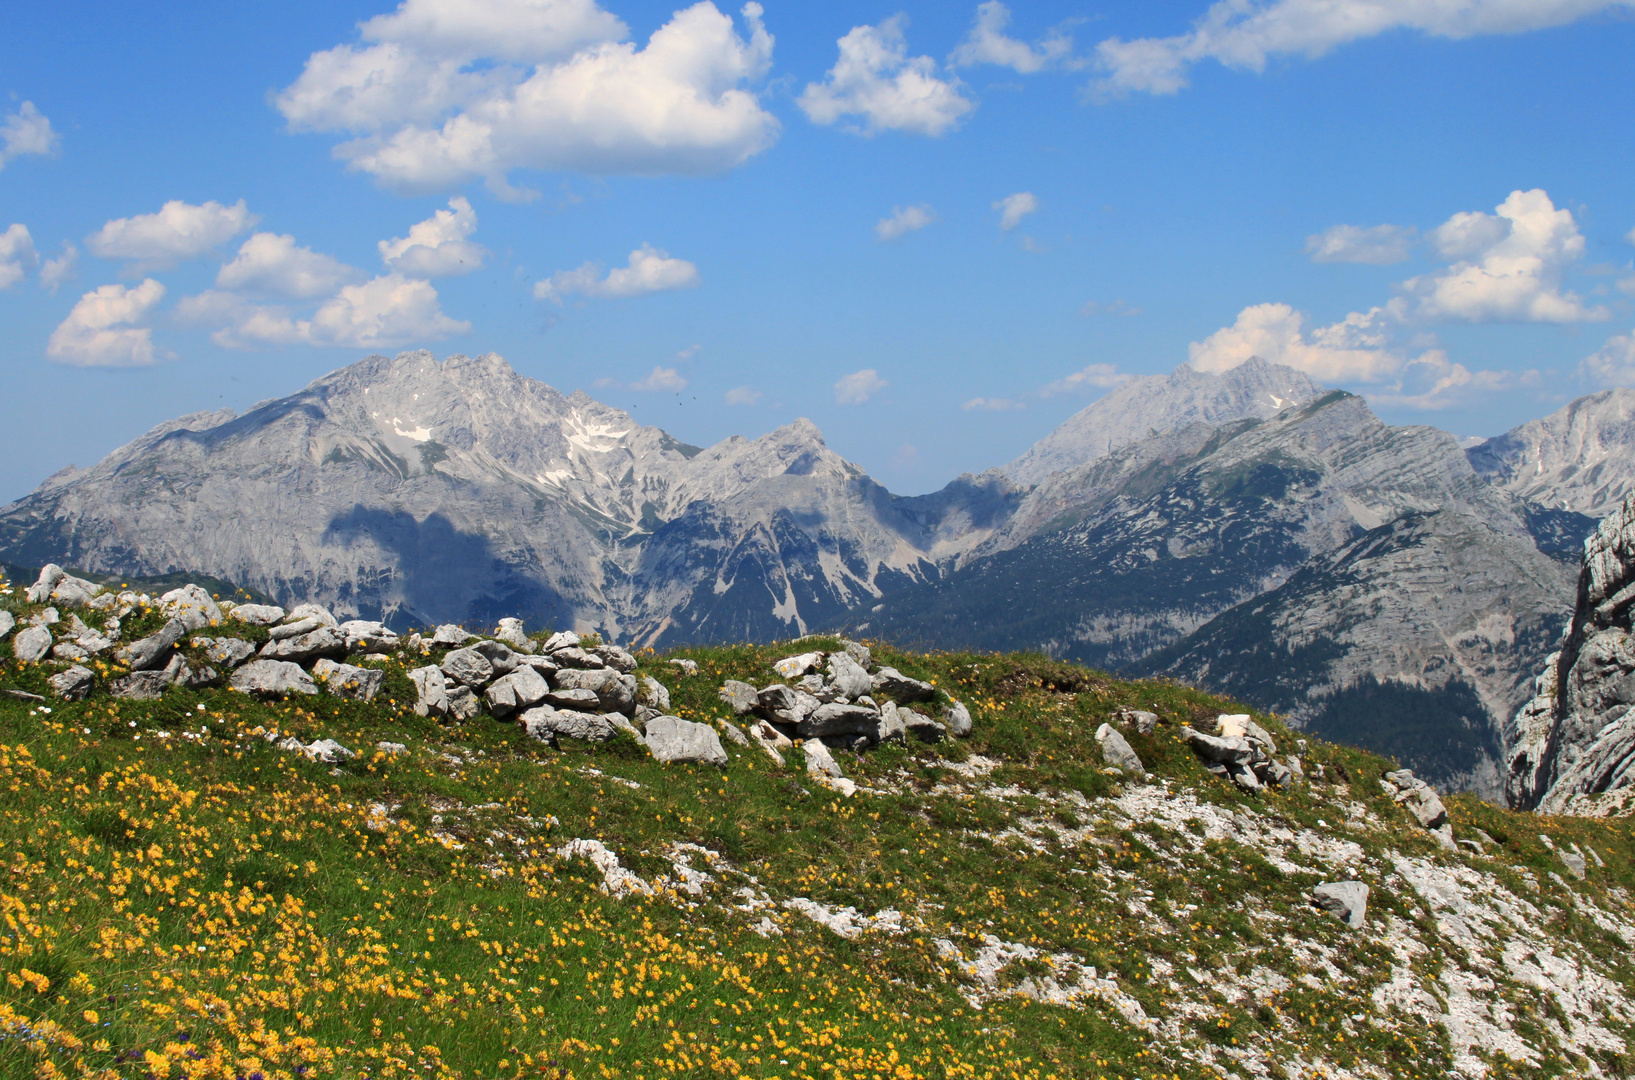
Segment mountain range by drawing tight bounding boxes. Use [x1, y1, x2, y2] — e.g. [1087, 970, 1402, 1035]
[4, 349, 1632, 795]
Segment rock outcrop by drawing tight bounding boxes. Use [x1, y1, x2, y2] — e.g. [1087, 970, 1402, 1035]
[1507, 490, 1635, 814]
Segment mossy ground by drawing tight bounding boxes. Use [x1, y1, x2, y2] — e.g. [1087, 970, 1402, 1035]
[0, 584, 1632, 1080]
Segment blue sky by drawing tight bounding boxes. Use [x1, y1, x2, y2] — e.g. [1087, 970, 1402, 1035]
[2, 0, 1634, 501]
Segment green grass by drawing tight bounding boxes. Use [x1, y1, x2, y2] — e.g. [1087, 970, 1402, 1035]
[0, 589, 1631, 1080]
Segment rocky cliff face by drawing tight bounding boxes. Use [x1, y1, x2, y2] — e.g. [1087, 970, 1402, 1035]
[1506, 490, 1635, 813]
[1469, 388, 1635, 518]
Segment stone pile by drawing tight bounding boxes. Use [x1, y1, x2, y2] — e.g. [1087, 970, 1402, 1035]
[1180, 713, 1299, 792]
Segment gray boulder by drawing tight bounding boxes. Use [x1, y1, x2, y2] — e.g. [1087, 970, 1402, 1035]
[548, 646, 602, 670]
[441, 647, 495, 688]
[227, 603, 285, 626]
[48, 665, 95, 701]
[903, 710, 946, 742]
[942, 699, 973, 738]
[1311, 881, 1370, 928]
[303, 738, 354, 763]
[495, 617, 535, 652]
[160, 585, 222, 631]
[52, 642, 88, 662]
[720, 679, 759, 715]
[717, 719, 752, 746]
[553, 667, 637, 713]
[164, 654, 221, 690]
[286, 602, 337, 628]
[639, 675, 671, 712]
[201, 637, 256, 668]
[339, 620, 397, 653]
[469, 639, 520, 675]
[431, 623, 472, 645]
[267, 617, 321, 640]
[644, 716, 728, 765]
[840, 639, 871, 670]
[803, 739, 846, 779]
[546, 687, 602, 710]
[542, 630, 581, 653]
[874, 700, 907, 745]
[112, 671, 170, 700]
[595, 644, 638, 673]
[118, 618, 187, 671]
[1096, 723, 1146, 775]
[0, 611, 13, 639]
[669, 658, 699, 676]
[260, 626, 347, 663]
[313, 658, 385, 701]
[1561, 850, 1588, 879]
[447, 685, 483, 721]
[825, 652, 872, 701]
[12, 625, 52, 664]
[758, 683, 799, 715]
[409, 665, 449, 717]
[516, 653, 560, 678]
[520, 705, 618, 743]
[872, 667, 935, 704]
[27, 564, 66, 603]
[798, 702, 879, 739]
[1181, 728, 1256, 766]
[773, 651, 824, 678]
[230, 659, 319, 697]
[51, 574, 103, 607]
[485, 665, 551, 717]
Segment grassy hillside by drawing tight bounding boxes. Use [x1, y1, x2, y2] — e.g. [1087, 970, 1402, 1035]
[0, 583, 1633, 1079]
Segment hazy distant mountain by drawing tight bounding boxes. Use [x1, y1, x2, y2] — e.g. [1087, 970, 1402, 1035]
[1001, 357, 1325, 486]
[1469, 388, 1635, 518]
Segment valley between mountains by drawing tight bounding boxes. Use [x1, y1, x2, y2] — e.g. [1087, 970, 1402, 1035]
[2, 349, 1632, 797]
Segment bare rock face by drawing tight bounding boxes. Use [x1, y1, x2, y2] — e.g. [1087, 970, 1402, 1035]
[1469, 388, 1635, 519]
[1507, 490, 1635, 813]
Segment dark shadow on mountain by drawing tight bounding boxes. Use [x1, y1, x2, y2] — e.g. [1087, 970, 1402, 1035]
[1305, 677, 1501, 792]
[323, 506, 574, 633]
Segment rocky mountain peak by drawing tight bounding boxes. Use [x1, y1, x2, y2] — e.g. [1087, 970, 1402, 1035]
[1002, 357, 1328, 486]
[1469, 387, 1635, 517]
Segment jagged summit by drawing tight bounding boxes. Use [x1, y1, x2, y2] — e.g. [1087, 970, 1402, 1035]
[1002, 357, 1327, 486]
[1469, 387, 1635, 518]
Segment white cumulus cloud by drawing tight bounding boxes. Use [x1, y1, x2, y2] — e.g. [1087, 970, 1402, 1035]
[534, 244, 700, 301]
[1582, 330, 1635, 387]
[0, 102, 59, 170]
[47, 279, 166, 367]
[1190, 302, 1402, 382]
[181, 275, 468, 349]
[876, 205, 936, 241]
[1093, 0, 1635, 97]
[1305, 223, 1415, 265]
[834, 368, 887, 405]
[0, 224, 38, 290]
[1399, 189, 1602, 323]
[379, 196, 485, 276]
[724, 385, 762, 405]
[962, 396, 1025, 411]
[950, 2, 1074, 73]
[87, 200, 258, 271]
[994, 191, 1038, 231]
[800, 17, 974, 137]
[277, 1, 777, 194]
[40, 243, 77, 294]
[217, 233, 365, 298]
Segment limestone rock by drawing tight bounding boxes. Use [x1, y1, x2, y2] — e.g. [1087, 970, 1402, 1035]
[798, 702, 878, 739]
[668, 658, 698, 676]
[547, 687, 602, 710]
[0, 611, 12, 639]
[230, 659, 319, 697]
[549, 646, 603, 670]
[287, 603, 338, 628]
[227, 603, 285, 626]
[495, 617, 535, 652]
[485, 665, 551, 717]
[840, 639, 871, 670]
[260, 626, 347, 663]
[267, 617, 321, 640]
[942, 699, 973, 738]
[720, 680, 759, 715]
[595, 644, 638, 673]
[431, 624, 472, 646]
[303, 738, 354, 763]
[774, 651, 824, 679]
[639, 675, 671, 712]
[520, 705, 618, 743]
[160, 584, 221, 631]
[903, 710, 946, 742]
[118, 618, 186, 671]
[825, 652, 872, 701]
[201, 637, 256, 668]
[27, 564, 66, 604]
[1311, 881, 1369, 927]
[339, 620, 397, 653]
[441, 647, 495, 688]
[553, 667, 637, 713]
[12, 625, 52, 664]
[644, 716, 728, 765]
[313, 658, 385, 701]
[803, 739, 845, 779]
[872, 667, 935, 704]
[111, 671, 170, 700]
[446, 685, 483, 721]
[48, 665, 95, 701]
[1096, 723, 1145, 775]
[410, 665, 449, 717]
[164, 654, 220, 690]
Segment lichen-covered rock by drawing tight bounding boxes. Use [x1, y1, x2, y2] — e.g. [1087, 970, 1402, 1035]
[553, 667, 636, 714]
[112, 671, 171, 700]
[520, 705, 618, 744]
[228, 603, 285, 626]
[160, 584, 221, 631]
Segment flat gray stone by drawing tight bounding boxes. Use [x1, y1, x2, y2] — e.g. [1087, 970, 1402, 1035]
[339, 620, 397, 653]
[797, 701, 879, 739]
[202, 637, 256, 668]
[229, 659, 319, 697]
[164, 654, 220, 689]
[803, 739, 845, 779]
[773, 651, 824, 678]
[118, 618, 186, 671]
[548, 646, 603, 670]
[267, 616, 321, 641]
[546, 687, 602, 710]
[644, 715, 728, 765]
[431, 623, 472, 646]
[872, 666, 935, 704]
[260, 626, 347, 663]
[1311, 881, 1370, 927]
[552, 666, 636, 713]
[520, 705, 617, 743]
[446, 684, 483, 721]
[12, 625, 53, 664]
[720, 679, 759, 715]
[48, 665, 95, 701]
[542, 630, 581, 653]
[469, 639, 520, 675]
[639, 675, 671, 712]
[227, 603, 285, 626]
[286, 603, 337, 628]
[112, 671, 170, 700]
